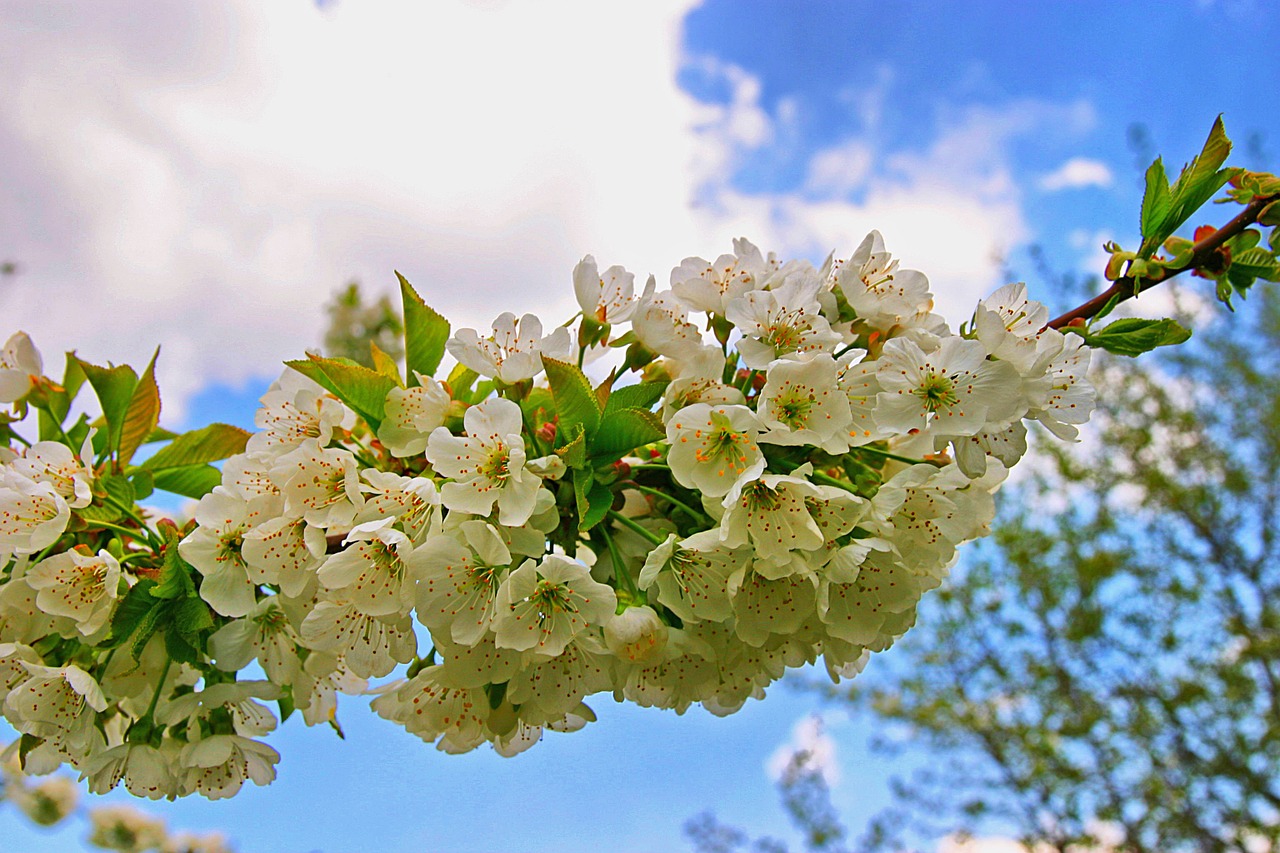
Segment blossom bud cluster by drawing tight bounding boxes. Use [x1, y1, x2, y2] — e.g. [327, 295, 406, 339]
[0, 231, 1095, 796]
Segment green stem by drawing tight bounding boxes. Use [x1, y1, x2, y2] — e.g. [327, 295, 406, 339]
[32, 537, 65, 564]
[811, 470, 859, 494]
[833, 342, 860, 360]
[607, 510, 665, 547]
[623, 481, 709, 523]
[520, 409, 545, 457]
[630, 462, 670, 472]
[90, 520, 155, 542]
[142, 657, 173, 725]
[119, 508, 164, 549]
[855, 444, 929, 466]
[599, 526, 640, 599]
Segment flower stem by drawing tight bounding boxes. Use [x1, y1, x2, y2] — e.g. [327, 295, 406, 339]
[810, 470, 859, 493]
[855, 445, 929, 466]
[622, 481, 709, 523]
[599, 525, 640, 599]
[606, 510, 664, 547]
[142, 657, 173, 726]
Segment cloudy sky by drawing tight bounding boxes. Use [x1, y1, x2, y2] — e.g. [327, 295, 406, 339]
[2, 1, 1276, 851]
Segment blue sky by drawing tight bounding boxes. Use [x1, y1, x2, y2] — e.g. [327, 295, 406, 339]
[2, 1, 1277, 851]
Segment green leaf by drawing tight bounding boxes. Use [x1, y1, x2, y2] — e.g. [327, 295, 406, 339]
[152, 538, 197, 600]
[398, 272, 451, 384]
[446, 363, 480, 401]
[573, 468, 612, 532]
[164, 626, 200, 665]
[1229, 246, 1280, 282]
[129, 604, 164, 662]
[142, 423, 250, 471]
[130, 469, 154, 501]
[18, 734, 41, 770]
[108, 579, 161, 654]
[1070, 317, 1192, 357]
[601, 381, 667, 418]
[151, 464, 223, 500]
[557, 423, 588, 469]
[285, 354, 396, 428]
[1140, 157, 1172, 243]
[591, 407, 666, 461]
[79, 474, 136, 524]
[174, 596, 215, 638]
[369, 340, 403, 385]
[118, 348, 161, 467]
[77, 358, 139, 458]
[1139, 117, 1238, 258]
[542, 356, 601, 439]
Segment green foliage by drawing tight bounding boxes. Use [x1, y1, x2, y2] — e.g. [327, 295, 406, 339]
[397, 272, 450, 384]
[1066, 316, 1192, 357]
[830, 290, 1280, 851]
[285, 353, 397, 430]
[75, 357, 139, 462]
[139, 422, 250, 500]
[543, 356, 602, 440]
[117, 349, 161, 467]
[1138, 116, 1237, 258]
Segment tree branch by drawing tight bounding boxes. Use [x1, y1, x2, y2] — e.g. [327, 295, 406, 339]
[1046, 193, 1279, 330]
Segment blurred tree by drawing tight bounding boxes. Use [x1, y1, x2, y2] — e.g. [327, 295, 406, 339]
[690, 287, 1280, 852]
[322, 281, 404, 368]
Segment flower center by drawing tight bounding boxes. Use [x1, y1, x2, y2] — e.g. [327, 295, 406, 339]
[741, 480, 782, 513]
[478, 444, 511, 482]
[914, 372, 958, 413]
[771, 386, 815, 429]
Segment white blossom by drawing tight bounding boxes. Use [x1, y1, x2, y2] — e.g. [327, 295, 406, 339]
[446, 312, 570, 384]
[0, 331, 42, 403]
[426, 397, 543, 526]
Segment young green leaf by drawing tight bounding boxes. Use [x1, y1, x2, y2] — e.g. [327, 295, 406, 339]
[76, 358, 139, 459]
[573, 468, 612, 532]
[118, 348, 162, 467]
[151, 464, 222, 500]
[1069, 317, 1192, 357]
[152, 541, 198, 600]
[398, 272, 451, 385]
[542, 356, 601, 438]
[369, 340, 404, 385]
[1138, 117, 1238, 258]
[556, 423, 588, 469]
[591, 407, 665, 462]
[284, 354, 396, 428]
[107, 579, 163, 658]
[142, 423, 250, 471]
[601, 381, 668, 418]
[78, 474, 136, 524]
[1140, 157, 1172, 245]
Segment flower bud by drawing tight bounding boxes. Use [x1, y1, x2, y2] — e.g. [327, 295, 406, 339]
[604, 605, 668, 664]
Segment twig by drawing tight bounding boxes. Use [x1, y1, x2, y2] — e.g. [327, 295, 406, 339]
[1046, 193, 1278, 330]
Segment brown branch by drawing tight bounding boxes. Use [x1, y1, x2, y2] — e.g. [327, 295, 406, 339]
[1046, 193, 1279, 330]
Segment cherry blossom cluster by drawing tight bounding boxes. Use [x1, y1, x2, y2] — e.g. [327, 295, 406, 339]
[0, 231, 1095, 797]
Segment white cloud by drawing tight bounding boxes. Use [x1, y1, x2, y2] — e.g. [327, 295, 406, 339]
[1039, 157, 1114, 191]
[1, 2, 1102, 429]
[691, 87, 1099, 323]
[0, 0, 706, 422]
[766, 714, 840, 787]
